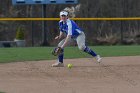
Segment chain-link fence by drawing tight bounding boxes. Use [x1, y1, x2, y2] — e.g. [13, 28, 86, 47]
[0, 18, 140, 47]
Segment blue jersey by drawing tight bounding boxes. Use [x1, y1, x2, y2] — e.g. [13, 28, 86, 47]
[59, 19, 83, 38]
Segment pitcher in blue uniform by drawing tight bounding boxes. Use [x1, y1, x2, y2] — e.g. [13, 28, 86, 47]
[52, 11, 102, 67]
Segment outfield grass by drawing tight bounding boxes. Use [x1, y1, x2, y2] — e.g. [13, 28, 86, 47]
[0, 45, 140, 63]
[0, 92, 5, 93]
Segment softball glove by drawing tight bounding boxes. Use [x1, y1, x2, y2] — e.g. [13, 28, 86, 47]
[52, 47, 63, 56]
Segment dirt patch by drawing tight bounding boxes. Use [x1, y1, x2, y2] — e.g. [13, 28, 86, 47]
[0, 56, 140, 93]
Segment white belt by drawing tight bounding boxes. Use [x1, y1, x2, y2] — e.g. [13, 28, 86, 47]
[76, 29, 82, 34]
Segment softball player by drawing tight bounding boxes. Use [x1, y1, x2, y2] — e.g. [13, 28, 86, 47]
[52, 11, 102, 67]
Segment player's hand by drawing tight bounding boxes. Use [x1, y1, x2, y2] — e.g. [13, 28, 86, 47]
[55, 36, 59, 40]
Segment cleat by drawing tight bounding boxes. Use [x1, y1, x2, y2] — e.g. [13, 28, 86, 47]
[52, 62, 64, 67]
[96, 55, 102, 63]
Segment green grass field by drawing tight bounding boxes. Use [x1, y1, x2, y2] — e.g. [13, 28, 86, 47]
[0, 45, 140, 63]
[0, 92, 5, 93]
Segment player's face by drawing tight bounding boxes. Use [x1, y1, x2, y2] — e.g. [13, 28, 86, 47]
[60, 15, 68, 21]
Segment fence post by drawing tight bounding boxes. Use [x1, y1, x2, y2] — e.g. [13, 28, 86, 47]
[120, 20, 124, 44]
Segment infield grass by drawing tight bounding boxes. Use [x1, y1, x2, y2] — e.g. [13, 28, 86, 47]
[0, 45, 140, 63]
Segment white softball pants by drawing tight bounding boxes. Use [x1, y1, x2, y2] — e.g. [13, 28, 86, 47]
[58, 32, 86, 51]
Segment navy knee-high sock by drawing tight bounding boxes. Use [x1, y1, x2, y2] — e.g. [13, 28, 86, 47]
[84, 46, 97, 57]
[58, 49, 64, 63]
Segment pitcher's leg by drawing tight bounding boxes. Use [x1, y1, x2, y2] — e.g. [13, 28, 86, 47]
[58, 50, 64, 63]
[52, 39, 65, 67]
[76, 32, 96, 56]
[83, 46, 97, 57]
[58, 39, 65, 47]
[76, 32, 101, 62]
[57, 39, 65, 63]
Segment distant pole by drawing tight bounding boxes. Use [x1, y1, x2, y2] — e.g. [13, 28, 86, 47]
[120, 0, 124, 43]
[42, 4, 48, 46]
[120, 21, 123, 43]
[30, 5, 34, 46]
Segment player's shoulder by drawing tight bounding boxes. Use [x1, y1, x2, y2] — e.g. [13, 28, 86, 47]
[66, 19, 72, 22]
[66, 19, 73, 24]
[67, 19, 77, 26]
[59, 20, 63, 23]
[59, 20, 63, 26]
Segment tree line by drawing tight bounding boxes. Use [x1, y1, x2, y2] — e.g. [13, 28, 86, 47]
[0, 0, 140, 46]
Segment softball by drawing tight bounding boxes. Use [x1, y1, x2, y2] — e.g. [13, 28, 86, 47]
[67, 64, 73, 69]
